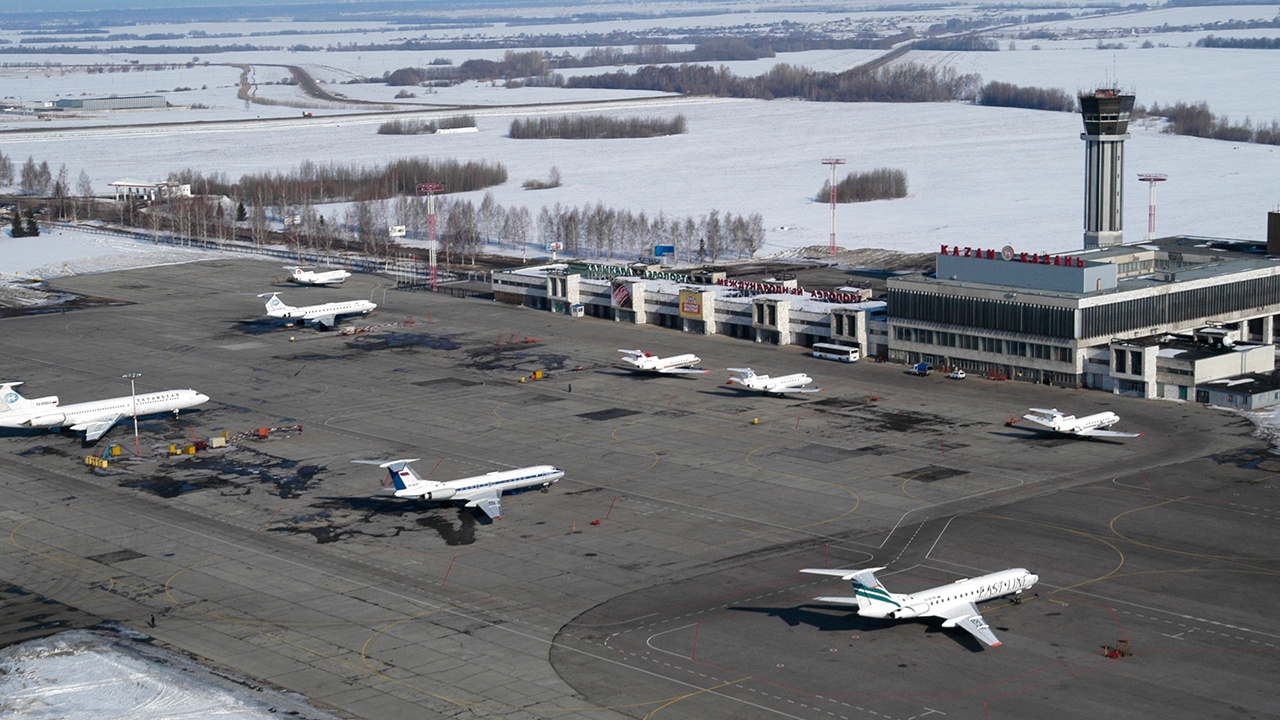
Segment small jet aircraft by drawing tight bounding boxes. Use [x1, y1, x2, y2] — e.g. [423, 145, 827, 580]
[354, 458, 564, 520]
[258, 292, 376, 330]
[725, 367, 820, 395]
[618, 348, 709, 375]
[800, 566, 1039, 647]
[1019, 408, 1141, 438]
[284, 266, 351, 286]
[0, 381, 210, 442]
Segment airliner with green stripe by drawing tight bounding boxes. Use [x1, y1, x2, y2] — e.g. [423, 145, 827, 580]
[800, 566, 1038, 647]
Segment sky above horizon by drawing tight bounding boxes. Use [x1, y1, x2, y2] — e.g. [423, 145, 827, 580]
[4, 0, 639, 15]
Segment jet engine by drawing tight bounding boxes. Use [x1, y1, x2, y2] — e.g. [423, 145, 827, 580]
[24, 413, 67, 428]
[891, 602, 930, 620]
[420, 487, 457, 501]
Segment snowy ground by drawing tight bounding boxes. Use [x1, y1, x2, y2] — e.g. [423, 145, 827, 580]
[0, 225, 227, 282]
[0, 628, 340, 720]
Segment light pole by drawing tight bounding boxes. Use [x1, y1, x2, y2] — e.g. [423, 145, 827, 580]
[123, 372, 141, 456]
[416, 182, 444, 291]
[821, 158, 845, 256]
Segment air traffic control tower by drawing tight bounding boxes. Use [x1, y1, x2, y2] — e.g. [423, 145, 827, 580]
[1079, 89, 1135, 250]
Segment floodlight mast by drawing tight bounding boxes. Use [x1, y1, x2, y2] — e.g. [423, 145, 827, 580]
[821, 158, 845, 256]
[416, 182, 445, 290]
[1137, 173, 1168, 241]
[123, 372, 141, 456]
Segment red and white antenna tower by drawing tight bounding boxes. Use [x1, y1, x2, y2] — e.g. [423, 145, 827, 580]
[417, 181, 444, 290]
[1137, 173, 1168, 241]
[821, 158, 846, 256]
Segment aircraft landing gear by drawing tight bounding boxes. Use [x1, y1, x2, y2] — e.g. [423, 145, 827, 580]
[540, 484, 550, 493]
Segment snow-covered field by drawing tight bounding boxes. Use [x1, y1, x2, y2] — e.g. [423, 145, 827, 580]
[1, 3, 1275, 260]
[0, 629, 340, 720]
[4, 95, 1274, 256]
[0, 225, 225, 281]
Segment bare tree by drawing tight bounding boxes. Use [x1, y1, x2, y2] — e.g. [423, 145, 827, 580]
[74, 169, 93, 222]
[478, 191, 499, 249]
[19, 156, 38, 195]
[0, 151, 13, 187]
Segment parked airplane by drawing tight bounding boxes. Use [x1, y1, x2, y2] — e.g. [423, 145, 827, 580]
[800, 566, 1038, 647]
[354, 458, 564, 520]
[725, 367, 819, 394]
[258, 292, 376, 330]
[0, 381, 209, 442]
[618, 348, 709, 375]
[284, 266, 351, 286]
[1019, 408, 1141, 438]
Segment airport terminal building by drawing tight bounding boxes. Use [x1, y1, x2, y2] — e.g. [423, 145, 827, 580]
[488, 90, 1280, 406]
[887, 236, 1280, 402]
[491, 262, 889, 359]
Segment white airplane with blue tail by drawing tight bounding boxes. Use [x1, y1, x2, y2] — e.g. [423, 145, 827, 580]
[800, 566, 1038, 647]
[725, 367, 819, 395]
[0, 381, 209, 442]
[354, 459, 564, 520]
[258, 292, 375, 330]
[284, 266, 351, 286]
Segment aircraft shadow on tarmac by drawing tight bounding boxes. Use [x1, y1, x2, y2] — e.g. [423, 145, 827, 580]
[730, 605, 988, 652]
[315, 495, 495, 524]
[596, 369, 702, 381]
[989, 428, 1125, 445]
[306, 495, 487, 545]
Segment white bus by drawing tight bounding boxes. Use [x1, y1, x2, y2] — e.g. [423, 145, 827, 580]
[811, 343, 860, 363]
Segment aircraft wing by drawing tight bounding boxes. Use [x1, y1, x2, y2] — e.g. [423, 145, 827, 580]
[771, 387, 821, 394]
[1078, 428, 1142, 438]
[1019, 413, 1056, 429]
[72, 414, 125, 442]
[464, 491, 503, 520]
[657, 367, 709, 374]
[310, 313, 337, 328]
[936, 602, 1002, 647]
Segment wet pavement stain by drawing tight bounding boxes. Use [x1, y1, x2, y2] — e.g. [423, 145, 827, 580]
[466, 342, 573, 374]
[119, 446, 325, 499]
[122, 474, 232, 499]
[268, 496, 482, 545]
[347, 333, 460, 352]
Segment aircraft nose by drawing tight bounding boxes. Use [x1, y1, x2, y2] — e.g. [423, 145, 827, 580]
[1028, 573, 1039, 585]
[196, 393, 211, 404]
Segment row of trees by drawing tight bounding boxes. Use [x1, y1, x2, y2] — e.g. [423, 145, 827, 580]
[977, 81, 1077, 112]
[1197, 35, 1280, 49]
[285, 195, 765, 265]
[376, 114, 476, 135]
[1146, 101, 1280, 146]
[509, 114, 686, 139]
[817, 168, 908, 203]
[565, 62, 981, 104]
[168, 156, 508, 208]
[0, 151, 96, 221]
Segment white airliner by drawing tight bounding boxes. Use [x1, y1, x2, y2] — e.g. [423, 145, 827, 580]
[284, 266, 351, 286]
[618, 348, 709, 375]
[258, 292, 376, 330]
[1020, 408, 1141, 438]
[354, 458, 564, 520]
[801, 566, 1039, 647]
[0, 381, 210, 442]
[725, 367, 820, 394]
